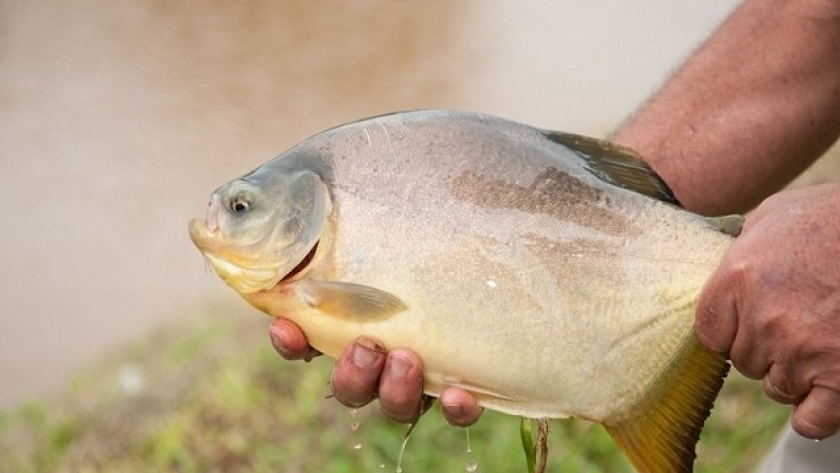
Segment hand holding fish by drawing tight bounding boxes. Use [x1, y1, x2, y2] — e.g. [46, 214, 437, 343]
[696, 183, 840, 440]
[269, 319, 482, 426]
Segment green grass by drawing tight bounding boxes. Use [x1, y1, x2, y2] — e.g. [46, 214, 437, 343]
[0, 311, 789, 472]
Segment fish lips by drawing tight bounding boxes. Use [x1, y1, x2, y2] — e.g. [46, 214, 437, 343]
[188, 218, 319, 293]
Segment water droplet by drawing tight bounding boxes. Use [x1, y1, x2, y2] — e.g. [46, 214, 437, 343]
[465, 460, 478, 472]
[465, 427, 472, 453]
[486, 279, 497, 289]
[379, 464, 386, 469]
[347, 409, 364, 453]
[396, 422, 415, 473]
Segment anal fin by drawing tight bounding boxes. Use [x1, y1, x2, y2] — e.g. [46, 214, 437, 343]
[441, 376, 523, 403]
[604, 336, 729, 473]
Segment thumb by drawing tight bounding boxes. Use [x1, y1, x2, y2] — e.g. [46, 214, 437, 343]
[695, 262, 739, 354]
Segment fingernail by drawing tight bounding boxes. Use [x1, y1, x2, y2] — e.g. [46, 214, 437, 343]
[442, 401, 463, 417]
[352, 339, 380, 367]
[388, 354, 411, 378]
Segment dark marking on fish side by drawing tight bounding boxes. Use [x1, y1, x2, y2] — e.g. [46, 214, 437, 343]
[450, 167, 638, 237]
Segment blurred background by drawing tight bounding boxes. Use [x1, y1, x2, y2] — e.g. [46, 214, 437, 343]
[2, 1, 837, 471]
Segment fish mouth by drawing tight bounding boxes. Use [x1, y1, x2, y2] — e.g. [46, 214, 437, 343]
[189, 217, 322, 293]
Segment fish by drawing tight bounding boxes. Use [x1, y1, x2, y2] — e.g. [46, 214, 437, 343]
[188, 110, 741, 472]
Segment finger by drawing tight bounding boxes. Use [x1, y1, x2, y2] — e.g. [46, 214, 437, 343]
[763, 376, 804, 405]
[268, 318, 320, 361]
[378, 349, 425, 424]
[728, 328, 771, 380]
[763, 363, 808, 405]
[695, 263, 739, 355]
[791, 386, 840, 440]
[440, 387, 483, 427]
[331, 338, 386, 408]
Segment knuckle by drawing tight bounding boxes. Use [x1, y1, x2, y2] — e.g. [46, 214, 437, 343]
[731, 359, 763, 380]
[763, 376, 800, 404]
[695, 270, 744, 354]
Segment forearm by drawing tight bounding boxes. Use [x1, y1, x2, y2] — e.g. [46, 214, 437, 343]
[612, 0, 840, 215]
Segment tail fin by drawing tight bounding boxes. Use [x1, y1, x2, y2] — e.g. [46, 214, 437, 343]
[604, 336, 729, 473]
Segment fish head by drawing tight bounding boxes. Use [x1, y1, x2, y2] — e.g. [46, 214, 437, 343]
[189, 160, 330, 294]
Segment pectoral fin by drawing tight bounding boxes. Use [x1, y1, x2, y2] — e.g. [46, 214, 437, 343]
[296, 280, 408, 321]
[604, 336, 729, 473]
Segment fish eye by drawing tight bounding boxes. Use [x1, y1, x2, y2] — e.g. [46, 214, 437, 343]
[229, 195, 252, 215]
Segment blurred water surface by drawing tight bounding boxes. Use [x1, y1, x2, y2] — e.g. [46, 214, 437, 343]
[0, 1, 742, 406]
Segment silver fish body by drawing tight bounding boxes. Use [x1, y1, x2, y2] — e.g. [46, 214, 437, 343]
[189, 110, 738, 472]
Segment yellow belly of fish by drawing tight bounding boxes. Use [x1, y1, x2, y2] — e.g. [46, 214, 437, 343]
[249, 284, 697, 422]
[245, 270, 729, 473]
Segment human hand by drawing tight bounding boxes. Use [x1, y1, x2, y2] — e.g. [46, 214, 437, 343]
[268, 318, 483, 426]
[696, 184, 840, 439]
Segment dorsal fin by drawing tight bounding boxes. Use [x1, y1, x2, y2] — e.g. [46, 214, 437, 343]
[542, 130, 681, 207]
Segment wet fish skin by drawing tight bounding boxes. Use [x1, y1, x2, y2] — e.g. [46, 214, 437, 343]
[189, 110, 739, 472]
